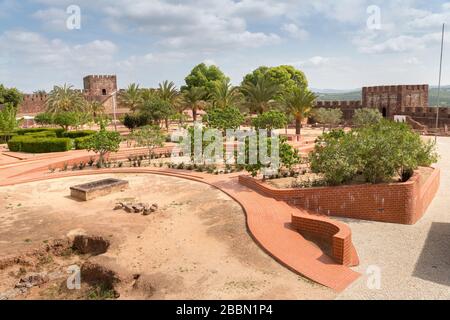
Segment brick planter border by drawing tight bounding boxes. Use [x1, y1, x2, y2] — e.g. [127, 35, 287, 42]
[239, 168, 440, 225]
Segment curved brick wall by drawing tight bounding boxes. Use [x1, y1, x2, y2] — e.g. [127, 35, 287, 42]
[239, 168, 440, 225]
[291, 212, 359, 266]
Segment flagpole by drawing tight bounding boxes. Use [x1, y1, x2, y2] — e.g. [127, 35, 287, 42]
[435, 23, 445, 143]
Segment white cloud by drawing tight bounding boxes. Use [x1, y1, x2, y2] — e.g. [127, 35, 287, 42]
[0, 30, 117, 69]
[281, 23, 309, 40]
[293, 56, 333, 68]
[32, 7, 68, 31]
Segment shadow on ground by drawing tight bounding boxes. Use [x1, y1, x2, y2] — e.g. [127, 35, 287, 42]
[412, 222, 450, 287]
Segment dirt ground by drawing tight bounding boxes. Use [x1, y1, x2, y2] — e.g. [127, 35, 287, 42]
[0, 173, 335, 300]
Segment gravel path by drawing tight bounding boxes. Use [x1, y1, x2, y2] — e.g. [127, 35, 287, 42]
[337, 136, 450, 300]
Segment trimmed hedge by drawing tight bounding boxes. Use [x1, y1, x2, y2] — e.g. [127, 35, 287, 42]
[62, 130, 96, 139]
[24, 131, 57, 138]
[74, 135, 92, 150]
[7, 136, 73, 153]
[16, 128, 65, 137]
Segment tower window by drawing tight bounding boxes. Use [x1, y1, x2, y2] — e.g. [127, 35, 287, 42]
[102, 89, 107, 95]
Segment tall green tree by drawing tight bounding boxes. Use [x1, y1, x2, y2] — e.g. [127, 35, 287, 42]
[158, 80, 179, 129]
[119, 83, 143, 111]
[46, 84, 86, 113]
[204, 106, 244, 134]
[281, 86, 317, 136]
[181, 87, 207, 122]
[242, 65, 308, 97]
[182, 63, 228, 95]
[314, 108, 343, 133]
[210, 79, 241, 109]
[240, 76, 279, 114]
[0, 85, 23, 108]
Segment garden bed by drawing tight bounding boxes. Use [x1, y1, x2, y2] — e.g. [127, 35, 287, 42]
[239, 167, 440, 225]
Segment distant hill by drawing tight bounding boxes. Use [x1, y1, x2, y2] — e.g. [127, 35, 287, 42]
[314, 87, 450, 107]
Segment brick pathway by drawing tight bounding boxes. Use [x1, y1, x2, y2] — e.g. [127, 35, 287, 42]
[0, 150, 360, 292]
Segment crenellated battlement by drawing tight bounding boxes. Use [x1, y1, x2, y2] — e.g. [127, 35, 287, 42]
[363, 84, 429, 93]
[315, 100, 362, 109]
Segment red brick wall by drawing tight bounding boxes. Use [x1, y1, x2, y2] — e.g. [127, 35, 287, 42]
[239, 168, 440, 225]
[291, 212, 358, 266]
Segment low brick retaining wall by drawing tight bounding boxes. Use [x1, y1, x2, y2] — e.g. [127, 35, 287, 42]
[239, 168, 440, 225]
[291, 212, 359, 266]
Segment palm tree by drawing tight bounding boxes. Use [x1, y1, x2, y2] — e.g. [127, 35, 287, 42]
[210, 79, 241, 108]
[240, 76, 279, 114]
[281, 86, 317, 137]
[158, 80, 179, 129]
[86, 100, 105, 119]
[158, 80, 179, 103]
[181, 87, 206, 122]
[46, 84, 85, 113]
[119, 83, 143, 111]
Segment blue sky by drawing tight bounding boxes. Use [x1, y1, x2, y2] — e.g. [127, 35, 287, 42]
[1, 0, 450, 92]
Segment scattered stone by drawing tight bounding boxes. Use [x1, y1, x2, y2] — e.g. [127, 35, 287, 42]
[15, 272, 49, 289]
[115, 202, 158, 216]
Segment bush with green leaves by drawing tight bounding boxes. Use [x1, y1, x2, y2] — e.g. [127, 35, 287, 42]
[309, 120, 438, 185]
[352, 108, 383, 127]
[84, 129, 122, 167]
[34, 112, 54, 126]
[131, 125, 166, 159]
[62, 130, 96, 139]
[204, 106, 244, 133]
[251, 110, 287, 135]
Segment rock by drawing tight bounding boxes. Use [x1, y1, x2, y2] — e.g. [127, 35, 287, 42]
[114, 203, 124, 210]
[15, 273, 49, 289]
[72, 235, 110, 255]
[151, 204, 158, 209]
[123, 205, 134, 213]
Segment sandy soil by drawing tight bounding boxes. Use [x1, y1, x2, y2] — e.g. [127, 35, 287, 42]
[0, 173, 334, 300]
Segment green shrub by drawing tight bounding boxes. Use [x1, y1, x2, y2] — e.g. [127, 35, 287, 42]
[8, 136, 72, 153]
[62, 130, 96, 139]
[25, 131, 57, 138]
[0, 133, 16, 143]
[74, 135, 92, 150]
[16, 128, 65, 137]
[309, 120, 439, 185]
[353, 108, 383, 127]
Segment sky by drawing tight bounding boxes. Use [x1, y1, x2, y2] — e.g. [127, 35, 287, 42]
[1, 0, 450, 92]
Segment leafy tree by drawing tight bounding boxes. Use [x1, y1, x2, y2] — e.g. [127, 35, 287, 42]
[353, 108, 383, 127]
[131, 125, 166, 159]
[46, 84, 86, 113]
[181, 86, 207, 122]
[119, 83, 144, 111]
[210, 79, 241, 109]
[0, 103, 21, 138]
[182, 63, 228, 95]
[281, 86, 317, 136]
[34, 112, 54, 126]
[53, 112, 90, 130]
[0, 85, 23, 108]
[252, 110, 287, 136]
[85, 128, 122, 167]
[140, 94, 174, 127]
[242, 65, 308, 97]
[314, 108, 343, 132]
[240, 76, 279, 114]
[204, 106, 244, 134]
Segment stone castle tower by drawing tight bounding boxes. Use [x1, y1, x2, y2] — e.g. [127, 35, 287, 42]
[83, 75, 117, 96]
